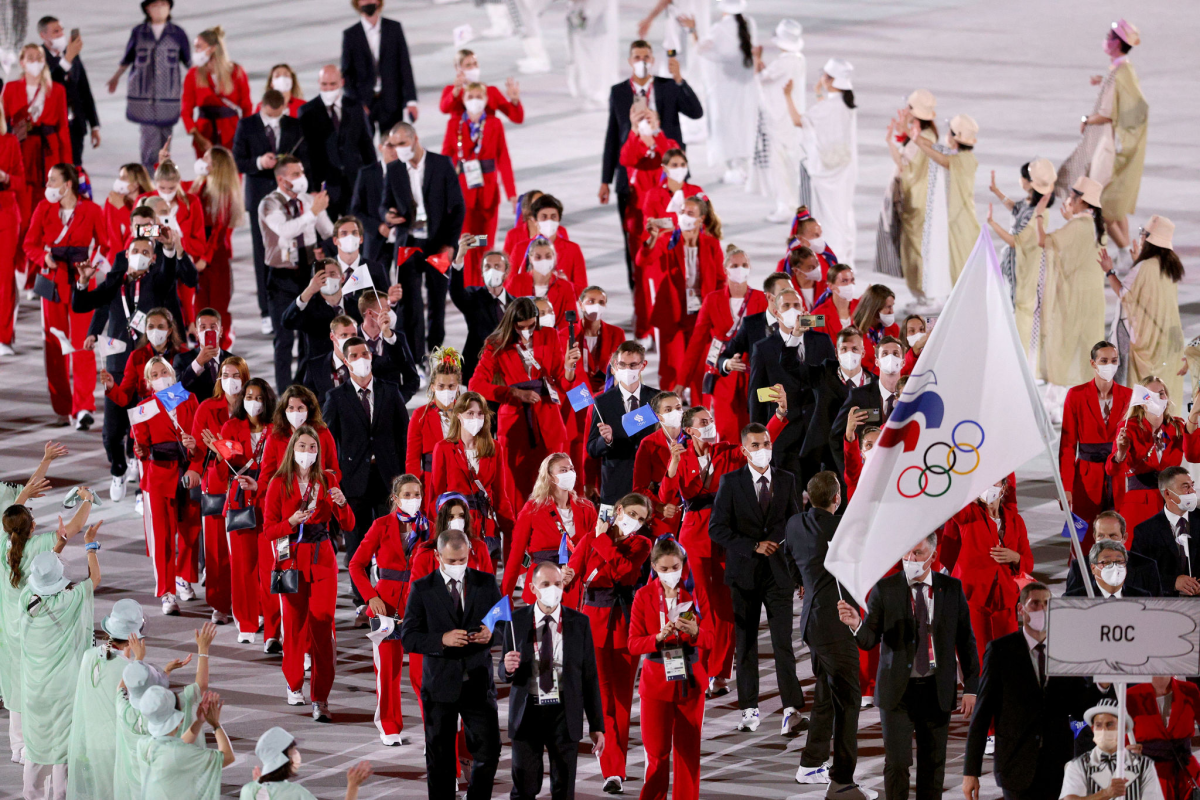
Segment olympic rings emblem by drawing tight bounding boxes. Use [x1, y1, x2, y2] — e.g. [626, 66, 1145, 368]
[897, 420, 985, 498]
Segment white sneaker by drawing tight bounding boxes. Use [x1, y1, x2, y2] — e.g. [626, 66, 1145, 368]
[211, 610, 231, 625]
[287, 688, 305, 706]
[312, 701, 331, 722]
[985, 735, 995, 756]
[127, 460, 140, 484]
[796, 764, 830, 784]
[860, 695, 874, 709]
[73, 410, 94, 431]
[737, 708, 760, 731]
[379, 732, 405, 746]
[304, 653, 312, 672]
[0, 344, 14, 357]
[110, 475, 126, 502]
[260, 317, 273, 335]
[264, 638, 282, 654]
[175, 579, 195, 601]
[517, 57, 552, 75]
[237, 631, 256, 644]
[601, 776, 623, 794]
[135, 494, 144, 516]
[161, 594, 180, 616]
[781, 706, 807, 735]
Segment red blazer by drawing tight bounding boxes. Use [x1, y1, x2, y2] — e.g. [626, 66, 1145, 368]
[22, 198, 108, 272]
[567, 528, 651, 650]
[785, 276, 829, 314]
[219, 417, 271, 509]
[410, 535, 494, 584]
[262, 472, 355, 581]
[102, 199, 134, 263]
[0, 134, 27, 231]
[639, 230, 724, 332]
[447, 114, 516, 205]
[259, 424, 342, 485]
[440, 84, 524, 151]
[1060, 380, 1132, 511]
[190, 397, 232, 493]
[406, 402, 449, 500]
[681, 288, 769, 389]
[633, 430, 684, 540]
[660, 441, 744, 558]
[619, 132, 681, 198]
[638, 180, 704, 229]
[502, 221, 570, 264]
[505, 272, 578, 324]
[2, 80, 70, 188]
[183, 184, 235, 264]
[1129, 679, 1200, 796]
[577, 321, 626, 394]
[131, 393, 199, 495]
[349, 512, 427, 615]
[858, 322, 901, 374]
[136, 190, 206, 261]
[811, 295, 860, 343]
[511, 236, 587, 293]
[106, 343, 183, 408]
[628, 581, 713, 702]
[429, 439, 517, 538]
[1106, 417, 1187, 499]
[181, 65, 252, 148]
[943, 502, 1033, 611]
[844, 438, 864, 501]
[502, 496, 598, 603]
[252, 96, 304, 117]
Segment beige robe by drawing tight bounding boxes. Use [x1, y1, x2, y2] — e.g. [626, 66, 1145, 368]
[1012, 217, 1044, 353]
[947, 150, 980, 284]
[899, 129, 935, 295]
[1122, 257, 1184, 401]
[1101, 61, 1148, 221]
[1038, 216, 1105, 387]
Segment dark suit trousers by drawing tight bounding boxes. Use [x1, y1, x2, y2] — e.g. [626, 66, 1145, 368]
[510, 699, 578, 800]
[730, 565, 804, 711]
[101, 368, 133, 476]
[267, 269, 302, 393]
[248, 193, 271, 318]
[615, 190, 635, 287]
[399, 245, 449, 357]
[880, 676, 951, 800]
[999, 746, 1068, 800]
[800, 635, 861, 783]
[345, 463, 388, 605]
[69, 116, 88, 167]
[424, 678, 501, 800]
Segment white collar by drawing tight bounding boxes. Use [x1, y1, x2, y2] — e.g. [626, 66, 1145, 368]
[619, 383, 641, 403]
[1022, 627, 1045, 652]
[407, 152, 425, 171]
[909, 571, 933, 590]
[351, 375, 374, 394]
[439, 565, 464, 585]
[261, 113, 281, 128]
[338, 254, 361, 272]
[1098, 583, 1122, 598]
[749, 464, 772, 484]
[536, 604, 562, 625]
[1165, 508, 1189, 534]
[361, 16, 380, 32]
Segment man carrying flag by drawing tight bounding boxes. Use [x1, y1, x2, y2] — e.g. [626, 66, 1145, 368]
[586, 341, 659, 515]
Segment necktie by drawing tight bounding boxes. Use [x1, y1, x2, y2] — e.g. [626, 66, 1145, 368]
[266, 124, 277, 151]
[448, 578, 462, 616]
[1177, 517, 1190, 571]
[757, 475, 770, 514]
[330, 104, 340, 131]
[627, 394, 639, 414]
[884, 393, 897, 422]
[359, 387, 371, 420]
[286, 198, 306, 262]
[539, 614, 555, 692]
[208, 358, 217, 380]
[1035, 642, 1046, 688]
[913, 584, 931, 676]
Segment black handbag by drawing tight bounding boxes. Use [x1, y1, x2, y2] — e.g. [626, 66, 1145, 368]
[270, 568, 299, 594]
[33, 272, 60, 303]
[196, 453, 224, 516]
[225, 487, 258, 532]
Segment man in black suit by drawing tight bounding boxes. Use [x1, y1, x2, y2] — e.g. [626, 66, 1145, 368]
[379, 122, 465, 358]
[296, 314, 356, 403]
[498, 562, 605, 800]
[1065, 511, 1162, 596]
[838, 532, 980, 800]
[585, 341, 660, 508]
[449, 244, 512, 381]
[341, 0, 418, 135]
[963, 582, 1088, 800]
[356, 289, 420, 402]
[599, 40, 703, 283]
[327, 216, 391, 325]
[351, 136, 398, 267]
[709, 422, 806, 735]
[400, 529, 502, 800]
[172, 308, 236, 402]
[299, 65, 376, 220]
[283, 261, 358, 381]
[322, 338, 409, 619]
[1131, 466, 1200, 597]
[786, 472, 867, 796]
[39, 18, 100, 166]
[1066, 540, 1152, 598]
[232, 89, 308, 330]
[830, 336, 906, 479]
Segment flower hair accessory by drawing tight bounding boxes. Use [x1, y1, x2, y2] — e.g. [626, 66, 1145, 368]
[429, 345, 464, 371]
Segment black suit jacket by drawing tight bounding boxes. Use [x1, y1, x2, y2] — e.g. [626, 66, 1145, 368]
[172, 348, 237, 402]
[380, 152, 465, 258]
[303, 351, 342, 405]
[282, 295, 341, 369]
[362, 330, 420, 403]
[829, 379, 893, 476]
[709, 465, 801, 591]
[785, 351, 877, 467]
[748, 330, 835, 468]
[498, 605, 604, 742]
[585, 384, 660, 505]
[787, 507, 853, 646]
[232, 114, 308, 207]
[341, 17, 417, 128]
[351, 162, 388, 263]
[400, 568, 500, 704]
[1065, 549, 1162, 597]
[1132, 510, 1200, 596]
[449, 268, 510, 378]
[964, 631, 1088, 791]
[601, 76, 703, 192]
[321, 378, 409, 497]
[298, 96, 376, 207]
[45, 46, 99, 132]
[853, 571, 980, 713]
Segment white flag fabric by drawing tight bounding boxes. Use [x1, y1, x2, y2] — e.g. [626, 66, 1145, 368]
[825, 231, 1047, 605]
[127, 399, 160, 426]
[93, 337, 129, 359]
[49, 328, 75, 355]
[341, 264, 375, 295]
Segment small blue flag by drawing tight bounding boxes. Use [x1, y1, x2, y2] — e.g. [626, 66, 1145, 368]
[481, 596, 512, 633]
[155, 381, 190, 412]
[621, 406, 658, 437]
[1060, 512, 1088, 540]
[1070, 720, 1088, 739]
[558, 532, 571, 565]
[568, 384, 595, 413]
[602, 368, 615, 393]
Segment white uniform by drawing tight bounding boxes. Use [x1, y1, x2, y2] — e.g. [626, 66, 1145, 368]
[750, 49, 805, 215]
[658, 0, 710, 143]
[697, 14, 758, 170]
[565, 0, 620, 108]
[803, 92, 859, 266]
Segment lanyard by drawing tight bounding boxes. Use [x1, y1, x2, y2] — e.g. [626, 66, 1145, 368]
[722, 292, 749, 339]
[516, 341, 542, 379]
[297, 478, 318, 542]
[456, 113, 485, 161]
[120, 276, 142, 324]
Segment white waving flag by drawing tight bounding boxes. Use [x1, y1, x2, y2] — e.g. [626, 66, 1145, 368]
[825, 230, 1049, 605]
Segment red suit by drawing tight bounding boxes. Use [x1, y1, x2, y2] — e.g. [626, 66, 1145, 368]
[181, 65, 252, 157]
[102, 198, 133, 263]
[502, 496, 597, 606]
[439, 85, 524, 150]
[1106, 417, 1192, 543]
[502, 220, 570, 265]
[219, 417, 270, 635]
[681, 288, 769, 443]
[859, 322, 901, 375]
[406, 402, 450, 503]
[628, 581, 713, 800]
[0, 134, 26, 346]
[618, 133, 681, 337]
[190, 397, 233, 618]
[22, 197, 106, 418]
[190, 189, 235, 342]
[448, 114, 516, 287]
[429, 439, 517, 546]
[1128, 680, 1200, 800]
[785, 279, 828, 313]
[810, 295, 859, 344]
[2, 79, 69, 253]
[659, 441, 742, 681]
[510, 236, 588, 293]
[131, 392, 200, 597]
[844, 439, 865, 501]
[1059, 380, 1133, 551]
[633, 430, 684, 540]
[506, 272, 578, 325]
[262, 472, 355, 703]
[567, 528, 651, 782]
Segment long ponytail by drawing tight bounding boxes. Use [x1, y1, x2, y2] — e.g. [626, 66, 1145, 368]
[3, 506, 34, 589]
[734, 14, 753, 68]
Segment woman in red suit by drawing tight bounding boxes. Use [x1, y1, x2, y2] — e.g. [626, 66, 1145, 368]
[0, 110, 26, 354]
[639, 149, 703, 230]
[628, 537, 713, 800]
[900, 314, 927, 374]
[181, 27, 252, 157]
[430, 391, 518, 557]
[187, 146, 243, 345]
[441, 50, 524, 144]
[843, 425, 881, 503]
[220, 377, 277, 643]
[262, 426, 355, 721]
[254, 64, 305, 117]
[502, 189, 570, 264]
[633, 392, 685, 541]
[407, 347, 463, 502]
[100, 307, 184, 414]
[810, 262, 858, 344]
[1128, 676, 1200, 800]
[468, 298, 582, 499]
[349, 473, 429, 745]
[680, 246, 768, 441]
[566, 493, 653, 794]
[101, 163, 152, 262]
[4, 45, 69, 244]
[23, 163, 105, 426]
[507, 239, 579, 323]
[851, 284, 899, 374]
[502, 453, 597, 605]
[510, 194, 587, 291]
[189, 356, 249, 625]
[450, 83, 516, 287]
[129, 357, 200, 613]
[781, 244, 828, 312]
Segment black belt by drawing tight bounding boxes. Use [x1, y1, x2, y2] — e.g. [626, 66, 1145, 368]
[464, 492, 489, 513]
[457, 158, 496, 174]
[511, 379, 549, 448]
[29, 124, 57, 137]
[585, 585, 634, 610]
[292, 523, 330, 544]
[421, 453, 433, 473]
[1076, 442, 1113, 463]
[530, 549, 558, 564]
[196, 105, 239, 121]
[1127, 471, 1158, 492]
[1140, 737, 1193, 764]
[378, 568, 410, 583]
[148, 442, 184, 463]
[682, 495, 715, 513]
[243, 467, 260, 480]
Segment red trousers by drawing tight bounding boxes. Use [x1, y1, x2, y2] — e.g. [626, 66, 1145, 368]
[0, 222, 17, 345]
[859, 644, 879, 699]
[704, 372, 750, 446]
[656, 316, 700, 400]
[461, 197, 500, 287]
[639, 692, 705, 800]
[143, 487, 201, 597]
[258, 536, 283, 642]
[968, 602, 1018, 666]
[41, 270, 96, 417]
[227, 528, 260, 634]
[202, 514, 231, 616]
[596, 646, 638, 780]
[281, 569, 337, 702]
[195, 242, 232, 345]
[177, 283, 196, 329]
[372, 638, 406, 736]
[691, 555, 734, 680]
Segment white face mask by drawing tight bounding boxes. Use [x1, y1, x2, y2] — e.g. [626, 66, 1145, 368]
[835, 284, 856, 301]
[615, 513, 642, 536]
[657, 568, 682, 588]
[779, 307, 800, 330]
[271, 75, 293, 93]
[448, 517, 466, 531]
[554, 470, 577, 490]
[45, 185, 63, 203]
[637, 119, 654, 136]
[434, 388, 458, 406]
[193, 158, 210, 177]
[127, 252, 151, 274]
[747, 448, 772, 468]
[150, 376, 173, 392]
[192, 49, 210, 67]
[879, 312, 896, 327]
[727, 267, 750, 284]
[666, 166, 689, 183]
[146, 328, 169, 347]
[396, 145, 414, 162]
[319, 88, 342, 106]
[538, 313, 555, 328]
[632, 61, 649, 79]
[531, 257, 555, 276]
[460, 416, 485, 437]
[678, 214, 698, 232]
[157, 188, 176, 203]
[838, 351, 862, 372]
[294, 451, 318, 469]
[660, 409, 682, 428]
[908, 331, 926, 346]
[878, 354, 903, 375]
[399, 498, 422, 516]
[113, 178, 132, 195]
[537, 584, 563, 609]
[350, 358, 372, 378]
[536, 220, 559, 239]
[50, 35, 68, 53]
[801, 264, 823, 281]
[442, 562, 468, 581]
[23, 60, 44, 77]
[1093, 728, 1119, 753]
[320, 277, 342, 296]
[809, 236, 826, 251]
[1145, 395, 1169, 417]
[286, 410, 308, 429]
[615, 367, 640, 387]
[1095, 363, 1119, 381]
[519, 327, 534, 341]
[464, 98, 486, 116]
[1024, 608, 1046, 632]
[483, 268, 506, 288]
[289, 174, 309, 196]
[698, 423, 717, 442]
[337, 234, 360, 253]
[979, 485, 1002, 505]
[902, 556, 929, 583]
[1100, 563, 1127, 587]
[582, 302, 605, 320]
[243, 399, 263, 418]
[462, 67, 481, 82]
[1175, 491, 1199, 513]
[220, 377, 243, 396]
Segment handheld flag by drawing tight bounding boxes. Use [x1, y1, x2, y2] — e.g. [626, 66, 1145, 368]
[49, 328, 75, 355]
[426, 252, 451, 275]
[395, 246, 423, 268]
[452, 23, 475, 48]
[481, 596, 512, 633]
[621, 406, 658, 437]
[1128, 384, 1154, 408]
[213, 439, 244, 462]
[1061, 512, 1088, 540]
[128, 399, 160, 425]
[558, 532, 571, 565]
[93, 337, 128, 359]
[567, 384, 595, 413]
[155, 381, 190, 412]
[340, 265, 375, 294]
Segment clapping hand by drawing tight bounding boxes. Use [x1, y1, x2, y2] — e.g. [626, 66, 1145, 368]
[83, 520, 103, 544]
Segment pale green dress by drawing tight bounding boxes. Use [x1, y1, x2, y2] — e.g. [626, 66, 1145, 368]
[0, 529, 60, 713]
[19, 577, 95, 766]
[239, 780, 319, 799]
[112, 693, 150, 799]
[65, 647, 130, 799]
[137, 734, 224, 800]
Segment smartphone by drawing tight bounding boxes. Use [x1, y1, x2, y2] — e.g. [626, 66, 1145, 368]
[666, 49, 678, 58]
[654, 218, 675, 229]
[70, 28, 80, 41]
[863, 408, 882, 424]
[799, 314, 825, 328]
[475, 234, 487, 248]
[320, 181, 327, 192]
[202, 329, 217, 350]
[924, 315, 938, 331]
[134, 223, 161, 239]
[756, 386, 779, 403]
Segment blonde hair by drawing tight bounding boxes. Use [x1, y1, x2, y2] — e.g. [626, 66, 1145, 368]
[426, 347, 463, 401]
[154, 160, 181, 183]
[0, 106, 6, 136]
[688, 195, 722, 240]
[464, 81, 487, 95]
[203, 146, 245, 229]
[142, 355, 176, 385]
[212, 356, 250, 400]
[120, 163, 154, 199]
[196, 27, 234, 95]
[724, 243, 746, 269]
[388, 473, 423, 511]
[19, 44, 52, 93]
[445, 391, 496, 459]
[530, 453, 575, 505]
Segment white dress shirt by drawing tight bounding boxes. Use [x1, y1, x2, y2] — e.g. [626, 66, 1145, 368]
[750, 464, 773, 494]
[1023, 627, 1046, 685]
[532, 603, 564, 688]
[440, 566, 466, 610]
[361, 17, 382, 92]
[352, 376, 375, 421]
[256, 113, 283, 169]
[1060, 747, 1164, 800]
[262, 191, 335, 249]
[620, 383, 642, 412]
[407, 152, 427, 238]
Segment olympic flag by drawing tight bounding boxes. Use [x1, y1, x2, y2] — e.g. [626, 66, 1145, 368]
[825, 231, 1051, 605]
